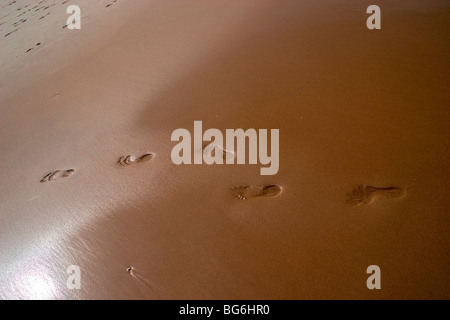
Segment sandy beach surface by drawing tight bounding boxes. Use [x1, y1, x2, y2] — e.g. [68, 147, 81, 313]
[0, 0, 449, 299]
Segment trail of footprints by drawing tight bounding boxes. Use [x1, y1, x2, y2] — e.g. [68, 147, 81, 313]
[1, 0, 48, 36]
[39, 151, 408, 205]
[40, 153, 154, 182]
[39, 148, 284, 200]
[1, 0, 121, 49]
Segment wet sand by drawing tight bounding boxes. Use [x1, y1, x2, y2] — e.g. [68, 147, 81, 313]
[0, 0, 449, 299]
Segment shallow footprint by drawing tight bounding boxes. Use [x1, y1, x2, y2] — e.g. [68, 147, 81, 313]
[346, 185, 407, 207]
[202, 143, 235, 162]
[40, 169, 75, 182]
[232, 184, 282, 200]
[117, 153, 153, 166]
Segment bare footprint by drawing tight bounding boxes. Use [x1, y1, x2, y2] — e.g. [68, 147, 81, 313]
[346, 185, 407, 207]
[117, 153, 153, 166]
[232, 184, 282, 200]
[25, 42, 41, 53]
[202, 142, 235, 162]
[4, 29, 18, 37]
[40, 169, 75, 183]
[106, 0, 117, 8]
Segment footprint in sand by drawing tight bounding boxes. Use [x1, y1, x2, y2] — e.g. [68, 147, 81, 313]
[39, 12, 50, 20]
[117, 153, 153, 166]
[232, 184, 282, 200]
[346, 185, 407, 207]
[106, 0, 118, 8]
[4, 29, 18, 37]
[40, 169, 75, 183]
[201, 143, 235, 162]
[25, 42, 42, 53]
